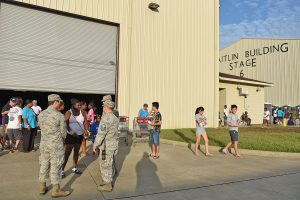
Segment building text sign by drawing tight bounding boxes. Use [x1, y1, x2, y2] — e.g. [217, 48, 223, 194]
[219, 43, 289, 77]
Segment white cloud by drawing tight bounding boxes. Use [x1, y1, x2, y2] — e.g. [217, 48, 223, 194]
[220, 0, 300, 48]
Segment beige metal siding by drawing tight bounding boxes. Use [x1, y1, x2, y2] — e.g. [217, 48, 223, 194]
[15, 0, 219, 128]
[219, 82, 265, 125]
[220, 38, 300, 106]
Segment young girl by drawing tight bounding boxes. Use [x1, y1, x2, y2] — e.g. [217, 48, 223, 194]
[90, 115, 101, 155]
[194, 107, 213, 156]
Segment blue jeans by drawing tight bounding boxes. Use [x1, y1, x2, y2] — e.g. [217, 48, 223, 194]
[149, 130, 160, 145]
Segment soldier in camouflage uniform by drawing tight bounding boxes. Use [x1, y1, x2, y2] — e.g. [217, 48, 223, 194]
[38, 94, 71, 197]
[93, 100, 119, 192]
[101, 95, 119, 118]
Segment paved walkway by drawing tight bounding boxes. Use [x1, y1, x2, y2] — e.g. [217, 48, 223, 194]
[1, 138, 300, 200]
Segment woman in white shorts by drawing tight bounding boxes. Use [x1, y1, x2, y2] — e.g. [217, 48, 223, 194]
[194, 107, 213, 156]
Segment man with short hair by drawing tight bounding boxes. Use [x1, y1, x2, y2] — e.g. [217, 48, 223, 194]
[263, 108, 270, 127]
[222, 104, 241, 157]
[138, 104, 148, 118]
[1, 98, 17, 149]
[148, 102, 162, 159]
[93, 99, 119, 192]
[7, 100, 23, 153]
[38, 94, 70, 197]
[223, 105, 228, 128]
[32, 100, 42, 116]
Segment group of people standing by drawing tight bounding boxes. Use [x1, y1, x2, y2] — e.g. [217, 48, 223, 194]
[38, 94, 119, 197]
[1, 98, 42, 153]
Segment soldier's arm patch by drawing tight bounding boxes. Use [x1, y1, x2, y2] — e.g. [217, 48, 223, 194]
[100, 123, 107, 132]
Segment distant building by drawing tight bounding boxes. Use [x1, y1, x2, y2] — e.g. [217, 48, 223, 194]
[220, 38, 300, 107]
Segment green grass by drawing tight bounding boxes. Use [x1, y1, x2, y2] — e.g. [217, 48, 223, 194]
[160, 127, 300, 153]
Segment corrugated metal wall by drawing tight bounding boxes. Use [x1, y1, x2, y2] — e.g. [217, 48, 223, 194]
[0, 2, 117, 94]
[220, 38, 300, 106]
[14, 0, 219, 128]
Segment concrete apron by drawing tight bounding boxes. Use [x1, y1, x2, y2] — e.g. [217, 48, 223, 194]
[1, 139, 300, 200]
[160, 138, 300, 159]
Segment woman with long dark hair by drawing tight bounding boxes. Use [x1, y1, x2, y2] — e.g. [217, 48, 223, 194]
[60, 99, 89, 178]
[194, 107, 213, 156]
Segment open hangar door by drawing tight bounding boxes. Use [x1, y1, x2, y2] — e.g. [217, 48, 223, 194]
[0, 90, 116, 116]
[0, 1, 119, 112]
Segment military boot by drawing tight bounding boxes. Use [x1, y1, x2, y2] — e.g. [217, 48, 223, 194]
[97, 182, 113, 192]
[39, 182, 47, 195]
[51, 184, 71, 198]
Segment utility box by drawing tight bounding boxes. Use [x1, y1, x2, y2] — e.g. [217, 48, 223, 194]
[239, 88, 249, 96]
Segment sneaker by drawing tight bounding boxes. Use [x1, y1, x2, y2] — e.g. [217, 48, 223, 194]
[71, 168, 82, 175]
[60, 171, 66, 179]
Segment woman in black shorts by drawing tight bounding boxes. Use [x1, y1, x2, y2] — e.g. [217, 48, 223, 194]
[60, 99, 89, 178]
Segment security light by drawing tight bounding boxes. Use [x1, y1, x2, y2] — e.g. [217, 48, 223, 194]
[256, 87, 261, 92]
[148, 3, 160, 12]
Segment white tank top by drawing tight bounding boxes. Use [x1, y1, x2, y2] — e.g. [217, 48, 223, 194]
[69, 109, 85, 135]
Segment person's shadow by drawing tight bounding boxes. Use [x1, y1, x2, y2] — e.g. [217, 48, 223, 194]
[113, 135, 132, 184]
[174, 130, 194, 153]
[135, 152, 162, 194]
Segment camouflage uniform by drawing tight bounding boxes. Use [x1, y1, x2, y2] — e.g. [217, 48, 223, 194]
[38, 106, 67, 185]
[94, 111, 119, 183]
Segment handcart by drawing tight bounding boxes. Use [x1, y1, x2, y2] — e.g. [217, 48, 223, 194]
[118, 116, 129, 146]
[132, 117, 150, 143]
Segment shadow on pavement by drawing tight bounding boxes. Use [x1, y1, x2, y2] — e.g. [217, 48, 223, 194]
[174, 130, 194, 152]
[114, 137, 132, 183]
[135, 152, 162, 194]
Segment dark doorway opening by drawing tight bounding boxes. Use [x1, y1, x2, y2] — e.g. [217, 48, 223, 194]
[0, 90, 115, 119]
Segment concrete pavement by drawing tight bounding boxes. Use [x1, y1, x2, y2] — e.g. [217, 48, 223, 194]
[0, 138, 300, 200]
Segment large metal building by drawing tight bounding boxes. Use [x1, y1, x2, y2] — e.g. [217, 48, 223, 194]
[0, 0, 219, 128]
[219, 38, 300, 107]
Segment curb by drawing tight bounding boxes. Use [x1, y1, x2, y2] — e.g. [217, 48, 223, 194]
[160, 139, 300, 159]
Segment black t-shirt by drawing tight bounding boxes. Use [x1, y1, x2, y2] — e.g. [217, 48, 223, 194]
[1, 102, 12, 124]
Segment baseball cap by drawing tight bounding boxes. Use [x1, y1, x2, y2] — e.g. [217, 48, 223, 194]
[48, 94, 62, 102]
[10, 97, 16, 102]
[101, 95, 112, 102]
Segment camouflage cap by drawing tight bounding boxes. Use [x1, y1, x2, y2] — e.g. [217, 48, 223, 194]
[48, 94, 62, 102]
[102, 100, 115, 109]
[101, 95, 112, 102]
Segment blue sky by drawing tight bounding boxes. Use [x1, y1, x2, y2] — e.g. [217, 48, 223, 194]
[220, 0, 300, 48]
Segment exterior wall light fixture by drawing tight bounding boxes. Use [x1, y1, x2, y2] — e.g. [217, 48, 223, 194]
[148, 3, 160, 12]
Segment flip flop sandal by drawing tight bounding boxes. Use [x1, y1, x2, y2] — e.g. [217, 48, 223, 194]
[221, 150, 228, 155]
[153, 155, 160, 159]
[148, 153, 154, 158]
